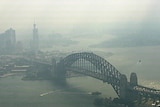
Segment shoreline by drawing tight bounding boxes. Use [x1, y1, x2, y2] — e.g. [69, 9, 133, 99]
[0, 73, 17, 78]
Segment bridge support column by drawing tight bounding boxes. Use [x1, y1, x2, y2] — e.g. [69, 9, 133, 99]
[120, 74, 128, 100]
[130, 72, 138, 86]
[52, 59, 66, 84]
[129, 72, 139, 101]
[51, 58, 57, 77]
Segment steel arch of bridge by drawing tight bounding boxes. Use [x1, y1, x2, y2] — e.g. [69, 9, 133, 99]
[57, 52, 122, 96]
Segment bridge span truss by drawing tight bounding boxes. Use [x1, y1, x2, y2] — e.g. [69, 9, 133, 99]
[56, 52, 124, 97]
[55, 52, 160, 100]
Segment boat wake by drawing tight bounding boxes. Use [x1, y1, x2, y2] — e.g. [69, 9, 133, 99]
[40, 91, 54, 96]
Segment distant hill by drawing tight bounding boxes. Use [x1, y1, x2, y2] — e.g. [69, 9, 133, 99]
[90, 35, 160, 48]
[40, 33, 78, 48]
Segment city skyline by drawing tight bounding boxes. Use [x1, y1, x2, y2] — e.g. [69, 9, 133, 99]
[0, 0, 159, 40]
[0, 0, 160, 51]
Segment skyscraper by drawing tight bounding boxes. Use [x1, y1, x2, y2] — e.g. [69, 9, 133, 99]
[0, 28, 16, 54]
[32, 23, 39, 52]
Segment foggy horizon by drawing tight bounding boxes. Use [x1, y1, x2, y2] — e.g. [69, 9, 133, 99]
[1, 0, 160, 48]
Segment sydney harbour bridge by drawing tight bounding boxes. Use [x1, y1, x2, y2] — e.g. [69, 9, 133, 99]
[22, 52, 160, 101]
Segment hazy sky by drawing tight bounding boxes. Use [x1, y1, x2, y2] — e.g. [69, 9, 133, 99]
[0, 0, 160, 42]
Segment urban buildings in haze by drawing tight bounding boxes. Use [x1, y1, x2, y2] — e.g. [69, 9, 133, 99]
[0, 28, 16, 54]
[0, 23, 40, 55]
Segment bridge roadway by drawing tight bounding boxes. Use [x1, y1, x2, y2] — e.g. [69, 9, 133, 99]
[132, 85, 160, 98]
[22, 52, 160, 100]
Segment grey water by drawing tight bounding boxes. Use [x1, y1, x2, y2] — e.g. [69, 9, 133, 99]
[0, 76, 115, 107]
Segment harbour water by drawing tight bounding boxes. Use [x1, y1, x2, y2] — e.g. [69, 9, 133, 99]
[0, 76, 115, 107]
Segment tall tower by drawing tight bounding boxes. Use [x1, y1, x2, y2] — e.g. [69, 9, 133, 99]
[32, 22, 39, 52]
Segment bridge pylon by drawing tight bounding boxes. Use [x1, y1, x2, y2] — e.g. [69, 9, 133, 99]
[51, 58, 57, 77]
[52, 59, 66, 84]
[120, 74, 128, 100]
[130, 72, 138, 86]
[119, 73, 138, 102]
